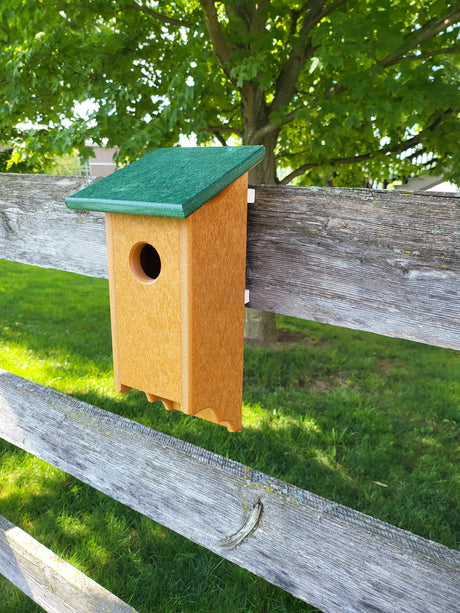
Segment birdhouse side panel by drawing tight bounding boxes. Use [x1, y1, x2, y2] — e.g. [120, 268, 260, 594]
[182, 174, 248, 431]
[105, 213, 182, 402]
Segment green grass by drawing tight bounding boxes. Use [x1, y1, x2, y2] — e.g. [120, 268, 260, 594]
[0, 259, 459, 612]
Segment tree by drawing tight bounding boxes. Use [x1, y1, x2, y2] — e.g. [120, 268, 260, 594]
[1, 0, 459, 339]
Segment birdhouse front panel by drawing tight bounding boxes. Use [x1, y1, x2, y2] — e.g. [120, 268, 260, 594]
[105, 212, 183, 407]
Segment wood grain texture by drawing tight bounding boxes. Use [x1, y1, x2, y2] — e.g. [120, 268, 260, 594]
[1, 370, 459, 613]
[246, 185, 459, 350]
[0, 514, 137, 613]
[0, 174, 458, 348]
[0, 173, 106, 278]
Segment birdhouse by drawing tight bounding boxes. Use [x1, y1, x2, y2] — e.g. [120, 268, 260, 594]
[65, 146, 264, 432]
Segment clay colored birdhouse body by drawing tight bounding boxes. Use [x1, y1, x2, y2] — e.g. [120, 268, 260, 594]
[66, 146, 264, 431]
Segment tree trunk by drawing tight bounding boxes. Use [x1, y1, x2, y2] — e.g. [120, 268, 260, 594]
[244, 308, 278, 344]
[242, 84, 279, 343]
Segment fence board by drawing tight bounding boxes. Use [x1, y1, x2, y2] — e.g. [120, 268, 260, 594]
[0, 174, 106, 278]
[1, 369, 459, 613]
[0, 174, 458, 349]
[0, 514, 137, 613]
[247, 185, 459, 350]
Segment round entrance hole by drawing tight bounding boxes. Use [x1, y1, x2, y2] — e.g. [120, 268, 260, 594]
[130, 242, 161, 283]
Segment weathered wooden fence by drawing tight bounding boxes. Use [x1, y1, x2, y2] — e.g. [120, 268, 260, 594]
[0, 173, 459, 612]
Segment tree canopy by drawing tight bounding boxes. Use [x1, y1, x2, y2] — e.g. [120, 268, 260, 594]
[1, 1, 459, 186]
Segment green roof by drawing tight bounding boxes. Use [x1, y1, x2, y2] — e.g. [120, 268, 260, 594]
[65, 146, 265, 218]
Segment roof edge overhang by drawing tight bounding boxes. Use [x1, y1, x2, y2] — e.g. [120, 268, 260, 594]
[65, 145, 265, 218]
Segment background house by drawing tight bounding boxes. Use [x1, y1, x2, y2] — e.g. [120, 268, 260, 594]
[81, 144, 119, 177]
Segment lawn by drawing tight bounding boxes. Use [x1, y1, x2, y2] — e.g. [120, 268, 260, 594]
[0, 259, 459, 612]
